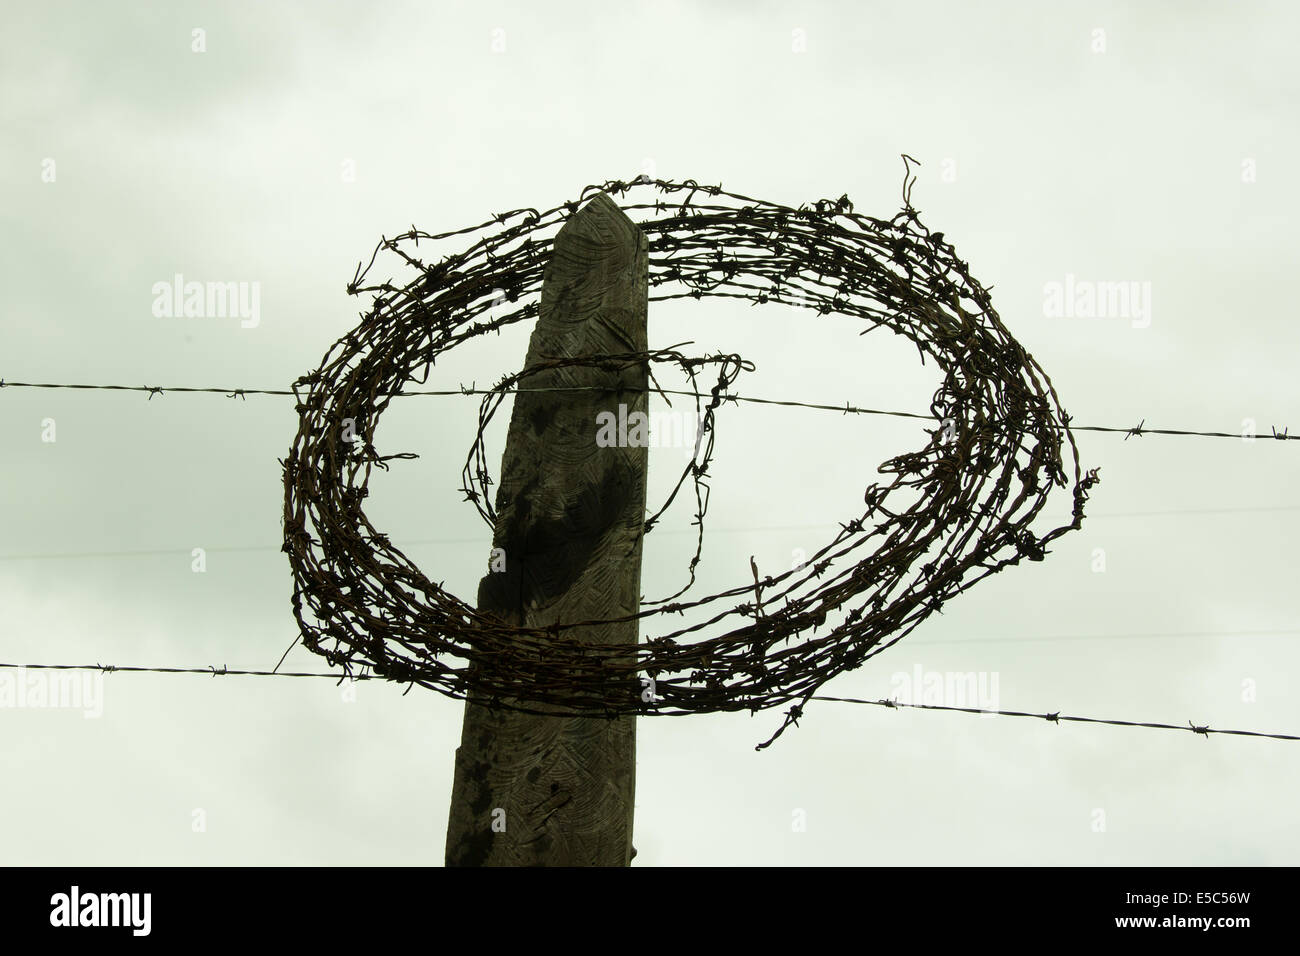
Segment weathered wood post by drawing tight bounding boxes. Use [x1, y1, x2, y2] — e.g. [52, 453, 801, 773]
[444, 192, 649, 866]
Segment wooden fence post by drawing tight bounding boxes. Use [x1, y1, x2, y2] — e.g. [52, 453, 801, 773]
[444, 192, 649, 866]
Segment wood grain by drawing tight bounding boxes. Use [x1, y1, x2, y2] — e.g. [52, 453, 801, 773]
[444, 192, 648, 866]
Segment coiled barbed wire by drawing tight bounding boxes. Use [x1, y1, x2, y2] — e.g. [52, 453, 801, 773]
[281, 159, 1100, 725]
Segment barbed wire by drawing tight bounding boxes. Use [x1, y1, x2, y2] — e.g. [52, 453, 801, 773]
[11, 167, 1286, 732]
[2, 661, 1294, 742]
[1, 377, 1293, 443]
[271, 163, 1115, 725]
[0, 661, 365, 680]
[0, 381, 290, 398]
[3, 502, 1297, 564]
[806, 696, 1300, 742]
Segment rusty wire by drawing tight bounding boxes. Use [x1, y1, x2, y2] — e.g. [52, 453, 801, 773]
[280, 159, 1101, 730]
[3, 382, 1295, 443]
[6, 661, 1300, 743]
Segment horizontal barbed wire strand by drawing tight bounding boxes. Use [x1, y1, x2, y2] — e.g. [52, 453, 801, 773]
[809, 696, 1300, 741]
[1, 660, 1293, 741]
[1, 504, 1296, 563]
[0, 378, 1292, 442]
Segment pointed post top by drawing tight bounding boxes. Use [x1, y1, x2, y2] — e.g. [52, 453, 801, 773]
[573, 190, 624, 221]
[556, 192, 642, 257]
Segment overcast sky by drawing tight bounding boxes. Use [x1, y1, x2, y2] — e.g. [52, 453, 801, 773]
[2, 0, 1297, 865]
